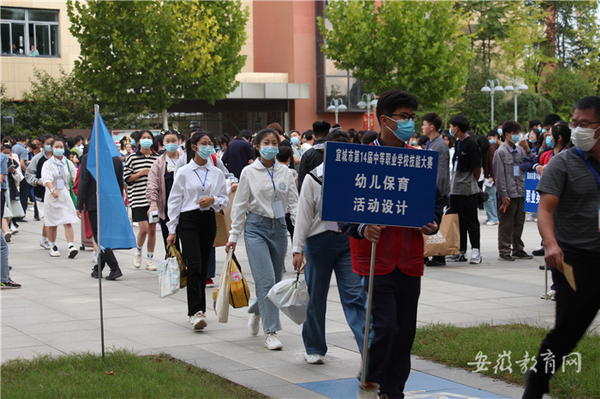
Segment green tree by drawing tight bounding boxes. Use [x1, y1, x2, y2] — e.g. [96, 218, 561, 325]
[541, 67, 596, 118]
[1, 83, 19, 137]
[318, 1, 472, 109]
[12, 69, 154, 137]
[453, 61, 497, 134]
[497, 91, 554, 126]
[67, 0, 248, 129]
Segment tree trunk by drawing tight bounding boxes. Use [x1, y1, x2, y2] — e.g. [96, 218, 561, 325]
[162, 108, 168, 130]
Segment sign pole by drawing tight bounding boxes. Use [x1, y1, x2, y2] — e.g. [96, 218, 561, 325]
[94, 104, 106, 361]
[361, 241, 377, 386]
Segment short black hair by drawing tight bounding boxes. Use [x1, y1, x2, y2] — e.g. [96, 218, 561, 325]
[441, 131, 455, 148]
[326, 130, 349, 143]
[503, 120, 522, 135]
[40, 133, 54, 145]
[276, 145, 293, 163]
[312, 120, 331, 138]
[303, 130, 314, 141]
[18, 132, 29, 142]
[376, 90, 418, 125]
[238, 129, 253, 140]
[266, 123, 283, 136]
[361, 130, 378, 145]
[528, 119, 541, 130]
[1, 144, 12, 151]
[417, 135, 429, 147]
[573, 95, 600, 122]
[487, 130, 499, 138]
[422, 113, 442, 131]
[551, 121, 571, 145]
[542, 113, 562, 128]
[448, 115, 470, 133]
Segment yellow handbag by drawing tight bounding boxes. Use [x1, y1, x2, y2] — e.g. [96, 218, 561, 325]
[229, 253, 251, 308]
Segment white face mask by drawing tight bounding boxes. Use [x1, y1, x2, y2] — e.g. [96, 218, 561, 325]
[571, 126, 600, 152]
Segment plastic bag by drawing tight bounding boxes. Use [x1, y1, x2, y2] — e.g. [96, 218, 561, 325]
[267, 273, 310, 325]
[167, 246, 187, 288]
[158, 257, 180, 298]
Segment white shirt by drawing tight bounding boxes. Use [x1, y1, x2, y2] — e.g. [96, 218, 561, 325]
[166, 160, 229, 234]
[292, 164, 329, 254]
[175, 152, 238, 188]
[228, 160, 299, 243]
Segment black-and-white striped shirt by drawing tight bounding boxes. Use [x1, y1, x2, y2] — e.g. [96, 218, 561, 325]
[124, 151, 159, 209]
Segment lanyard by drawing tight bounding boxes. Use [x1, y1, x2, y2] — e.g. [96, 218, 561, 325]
[513, 147, 517, 163]
[260, 160, 277, 199]
[54, 158, 63, 176]
[166, 155, 177, 167]
[576, 148, 600, 188]
[193, 168, 209, 192]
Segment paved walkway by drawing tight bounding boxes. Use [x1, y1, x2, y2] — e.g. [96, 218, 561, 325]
[4, 209, 596, 398]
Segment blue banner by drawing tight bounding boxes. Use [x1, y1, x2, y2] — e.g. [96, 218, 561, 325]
[321, 142, 438, 228]
[87, 109, 136, 250]
[524, 171, 541, 213]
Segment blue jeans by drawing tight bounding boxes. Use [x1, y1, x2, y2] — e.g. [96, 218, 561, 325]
[483, 184, 499, 223]
[244, 213, 287, 334]
[303, 231, 365, 356]
[1, 231, 9, 283]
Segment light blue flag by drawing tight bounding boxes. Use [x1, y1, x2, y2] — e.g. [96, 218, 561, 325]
[87, 107, 136, 249]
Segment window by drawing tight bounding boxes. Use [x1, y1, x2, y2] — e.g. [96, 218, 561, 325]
[1, 7, 59, 57]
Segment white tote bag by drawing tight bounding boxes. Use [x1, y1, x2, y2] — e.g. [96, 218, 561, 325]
[267, 273, 310, 325]
[215, 249, 233, 323]
[158, 257, 180, 298]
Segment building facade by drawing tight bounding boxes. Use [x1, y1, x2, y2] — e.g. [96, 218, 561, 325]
[2, 1, 369, 136]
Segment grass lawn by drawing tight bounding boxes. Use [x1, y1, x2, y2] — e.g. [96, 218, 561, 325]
[413, 323, 600, 399]
[1, 349, 267, 399]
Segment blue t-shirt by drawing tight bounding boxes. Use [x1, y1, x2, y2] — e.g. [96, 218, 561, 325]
[0, 153, 8, 190]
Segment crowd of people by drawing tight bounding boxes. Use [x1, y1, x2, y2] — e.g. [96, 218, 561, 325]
[2, 91, 599, 399]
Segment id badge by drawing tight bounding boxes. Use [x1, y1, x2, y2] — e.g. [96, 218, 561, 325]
[325, 221, 339, 232]
[453, 160, 458, 173]
[197, 192, 207, 204]
[272, 200, 286, 219]
[56, 179, 65, 190]
[513, 165, 520, 177]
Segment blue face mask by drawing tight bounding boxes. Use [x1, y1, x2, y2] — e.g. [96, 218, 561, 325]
[197, 145, 215, 160]
[53, 148, 64, 157]
[497, 128, 503, 135]
[290, 137, 300, 145]
[489, 139, 496, 144]
[260, 145, 279, 160]
[164, 143, 179, 153]
[448, 127, 456, 138]
[45, 145, 52, 152]
[545, 135, 554, 148]
[217, 146, 222, 152]
[541, 129, 546, 134]
[510, 134, 520, 144]
[386, 116, 415, 142]
[140, 138, 153, 149]
[130, 138, 136, 146]
[528, 138, 537, 143]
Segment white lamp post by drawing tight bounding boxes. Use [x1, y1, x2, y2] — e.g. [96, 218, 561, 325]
[481, 79, 505, 130]
[357, 92, 378, 130]
[503, 77, 529, 122]
[327, 98, 347, 125]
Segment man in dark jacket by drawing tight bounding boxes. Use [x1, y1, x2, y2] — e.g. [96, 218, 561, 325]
[76, 153, 124, 280]
[298, 120, 330, 191]
[221, 129, 255, 180]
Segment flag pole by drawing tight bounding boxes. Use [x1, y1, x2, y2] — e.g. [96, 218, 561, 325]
[361, 241, 377, 386]
[94, 104, 106, 361]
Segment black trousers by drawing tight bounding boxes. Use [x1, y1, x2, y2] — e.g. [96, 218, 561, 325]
[18, 179, 30, 218]
[449, 194, 480, 252]
[529, 247, 600, 393]
[179, 210, 216, 316]
[87, 210, 120, 272]
[363, 267, 421, 399]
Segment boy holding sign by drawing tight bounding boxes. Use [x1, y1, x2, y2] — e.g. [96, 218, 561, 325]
[340, 90, 443, 399]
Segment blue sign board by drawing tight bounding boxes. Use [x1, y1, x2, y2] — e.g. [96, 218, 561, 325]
[321, 142, 438, 228]
[525, 171, 541, 213]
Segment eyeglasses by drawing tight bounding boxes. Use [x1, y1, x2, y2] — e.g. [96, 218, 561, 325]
[387, 114, 418, 122]
[569, 121, 599, 129]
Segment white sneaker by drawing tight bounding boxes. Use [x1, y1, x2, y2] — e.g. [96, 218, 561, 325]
[190, 312, 207, 330]
[264, 332, 282, 350]
[40, 238, 51, 250]
[357, 382, 379, 399]
[133, 253, 142, 268]
[68, 246, 78, 259]
[132, 222, 139, 227]
[248, 313, 260, 336]
[145, 260, 157, 271]
[92, 251, 98, 263]
[304, 354, 324, 364]
[470, 248, 482, 264]
[49, 246, 60, 257]
[486, 221, 498, 226]
[9, 226, 18, 234]
[526, 216, 536, 222]
[4, 232, 11, 242]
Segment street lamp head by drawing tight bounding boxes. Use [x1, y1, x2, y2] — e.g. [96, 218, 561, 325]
[327, 105, 336, 112]
[481, 86, 491, 93]
[494, 86, 505, 92]
[518, 84, 529, 91]
[370, 99, 378, 108]
[504, 85, 514, 92]
[357, 100, 367, 109]
[338, 104, 347, 112]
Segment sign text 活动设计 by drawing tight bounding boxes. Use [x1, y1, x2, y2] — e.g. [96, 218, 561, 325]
[321, 142, 438, 228]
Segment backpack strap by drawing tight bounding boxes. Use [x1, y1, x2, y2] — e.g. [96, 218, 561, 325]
[211, 153, 217, 166]
[308, 171, 322, 185]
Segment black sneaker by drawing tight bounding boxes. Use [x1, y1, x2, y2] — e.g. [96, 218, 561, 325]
[532, 248, 545, 256]
[1, 279, 21, 289]
[513, 251, 534, 260]
[447, 254, 467, 262]
[498, 255, 515, 261]
[105, 268, 123, 281]
[91, 265, 105, 279]
[426, 259, 446, 267]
